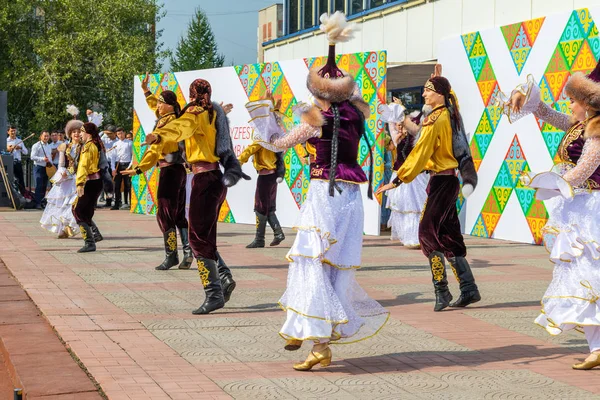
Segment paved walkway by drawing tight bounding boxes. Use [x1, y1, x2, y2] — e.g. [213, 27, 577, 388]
[0, 209, 599, 399]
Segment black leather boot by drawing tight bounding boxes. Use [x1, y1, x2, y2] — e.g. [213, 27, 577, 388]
[192, 258, 225, 314]
[267, 212, 285, 246]
[90, 221, 103, 242]
[105, 198, 112, 208]
[156, 228, 179, 270]
[448, 256, 481, 307]
[429, 251, 452, 312]
[216, 251, 236, 303]
[77, 223, 96, 253]
[177, 227, 194, 269]
[246, 212, 267, 248]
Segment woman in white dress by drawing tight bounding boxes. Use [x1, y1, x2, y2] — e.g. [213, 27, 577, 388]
[247, 12, 388, 371]
[507, 65, 600, 370]
[40, 120, 83, 238]
[383, 106, 428, 249]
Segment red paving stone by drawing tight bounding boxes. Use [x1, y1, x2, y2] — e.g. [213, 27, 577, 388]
[1, 210, 599, 399]
[0, 260, 101, 399]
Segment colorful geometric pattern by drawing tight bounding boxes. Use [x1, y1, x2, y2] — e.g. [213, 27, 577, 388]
[537, 8, 600, 161]
[131, 73, 190, 218]
[501, 18, 545, 74]
[132, 54, 385, 228]
[460, 32, 504, 214]
[461, 9, 599, 244]
[218, 199, 235, 223]
[234, 61, 309, 207]
[469, 136, 547, 244]
[234, 51, 387, 208]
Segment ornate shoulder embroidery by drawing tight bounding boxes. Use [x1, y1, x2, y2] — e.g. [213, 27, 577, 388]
[186, 106, 205, 115]
[157, 113, 176, 128]
[557, 121, 584, 163]
[422, 107, 445, 127]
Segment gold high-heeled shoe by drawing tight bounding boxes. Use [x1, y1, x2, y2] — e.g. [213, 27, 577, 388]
[284, 339, 302, 351]
[572, 352, 600, 370]
[293, 347, 332, 371]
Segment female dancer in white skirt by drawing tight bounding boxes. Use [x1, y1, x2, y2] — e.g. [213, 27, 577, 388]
[40, 120, 83, 238]
[383, 104, 428, 249]
[507, 66, 600, 369]
[247, 12, 388, 371]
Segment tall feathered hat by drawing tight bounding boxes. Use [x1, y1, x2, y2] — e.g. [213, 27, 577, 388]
[565, 60, 600, 110]
[307, 12, 358, 103]
[66, 105, 79, 119]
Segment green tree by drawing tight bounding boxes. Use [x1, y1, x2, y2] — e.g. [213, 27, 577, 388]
[0, 0, 168, 141]
[170, 8, 224, 72]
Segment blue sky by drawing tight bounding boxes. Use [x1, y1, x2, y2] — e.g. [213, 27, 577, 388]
[157, 0, 278, 71]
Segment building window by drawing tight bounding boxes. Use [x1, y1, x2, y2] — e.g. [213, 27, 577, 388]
[333, 0, 345, 13]
[390, 87, 424, 113]
[288, 0, 299, 34]
[318, 0, 329, 17]
[262, 24, 267, 41]
[301, 0, 314, 30]
[349, 0, 363, 14]
[268, 22, 272, 40]
[369, 0, 386, 8]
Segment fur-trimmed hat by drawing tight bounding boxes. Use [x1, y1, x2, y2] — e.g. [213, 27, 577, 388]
[306, 12, 357, 103]
[565, 62, 600, 111]
[65, 120, 83, 135]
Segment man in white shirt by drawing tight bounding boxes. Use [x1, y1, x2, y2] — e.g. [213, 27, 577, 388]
[6, 126, 29, 194]
[111, 127, 133, 210]
[49, 131, 63, 168]
[99, 126, 119, 208]
[30, 131, 52, 209]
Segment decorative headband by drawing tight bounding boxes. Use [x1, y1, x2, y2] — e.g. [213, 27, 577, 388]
[424, 80, 437, 93]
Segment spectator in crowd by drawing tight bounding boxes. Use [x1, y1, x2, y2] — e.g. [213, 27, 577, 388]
[30, 131, 52, 209]
[6, 125, 28, 194]
[49, 131, 63, 169]
[111, 127, 133, 210]
[99, 125, 119, 207]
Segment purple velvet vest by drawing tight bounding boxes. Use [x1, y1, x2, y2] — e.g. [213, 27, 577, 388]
[307, 101, 367, 184]
[393, 136, 414, 171]
[559, 120, 600, 190]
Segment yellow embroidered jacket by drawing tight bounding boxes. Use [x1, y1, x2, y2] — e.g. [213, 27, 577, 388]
[152, 106, 219, 164]
[238, 142, 277, 171]
[142, 93, 180, 166]
[76, 141, 100, 187]
[396, 105, 458, 184]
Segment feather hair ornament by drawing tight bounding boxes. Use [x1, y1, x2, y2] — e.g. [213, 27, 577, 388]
[319, 11, 357, 44]
[66, 105, 79, 119]
[87, 111, 104, 128]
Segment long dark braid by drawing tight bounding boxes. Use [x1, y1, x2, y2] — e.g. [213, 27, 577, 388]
[329, 103, 342, 197]
[348, 101, 374, 200]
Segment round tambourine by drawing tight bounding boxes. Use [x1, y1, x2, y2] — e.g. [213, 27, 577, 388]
[527, 162, 591, 201]
[246, 99, 286, 153]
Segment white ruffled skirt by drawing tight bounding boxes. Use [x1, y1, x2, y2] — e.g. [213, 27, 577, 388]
[386, 172, 428, 247]
[40, 167, 79, 235]
[535, 191, 600, 335]
[279, 180, 389, 343]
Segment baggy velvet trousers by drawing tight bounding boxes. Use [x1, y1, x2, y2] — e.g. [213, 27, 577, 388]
[254, 173, 278, 215]
[188, 170, 226, 260]
[157, 164, 188, 233]
[73, 179, 103, 225]
[418, 175, 467, 258]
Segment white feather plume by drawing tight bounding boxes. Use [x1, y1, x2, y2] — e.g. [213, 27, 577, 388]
[319, 11, 357, 44]
[87, 112, 104, 127]
[66, 104, 79, 117]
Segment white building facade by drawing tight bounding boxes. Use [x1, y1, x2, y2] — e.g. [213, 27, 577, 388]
[264, 0, 600, 90]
